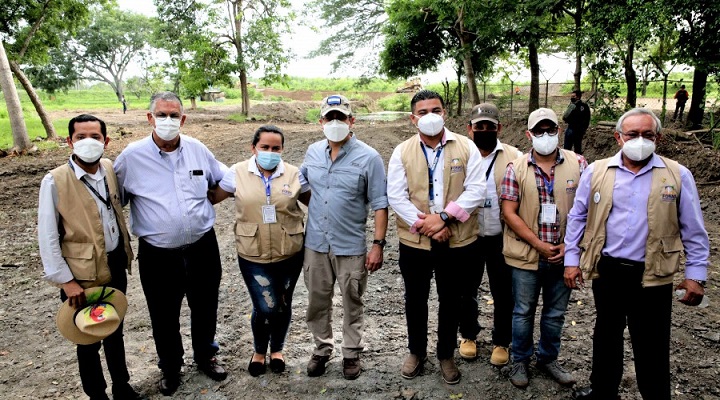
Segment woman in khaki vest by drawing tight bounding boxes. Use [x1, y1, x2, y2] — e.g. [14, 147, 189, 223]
[209, 125, 310, 377]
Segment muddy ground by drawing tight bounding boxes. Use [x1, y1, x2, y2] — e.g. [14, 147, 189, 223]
[0, 97, 718, 400]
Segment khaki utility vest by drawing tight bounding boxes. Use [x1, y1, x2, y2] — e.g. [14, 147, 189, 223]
[50, 159, 133, 288]
[396, 134, 478, 250]
[579, 156, 683, 286]
[492, 143, 522, 197]
[233, 160, 305, 263]
[503, 149, 580, 270]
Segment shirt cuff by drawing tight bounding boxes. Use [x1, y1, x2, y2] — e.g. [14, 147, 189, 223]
[444, 201, 470, 223]
[563, 254, 580, 267]
[684, 266, 708, 281]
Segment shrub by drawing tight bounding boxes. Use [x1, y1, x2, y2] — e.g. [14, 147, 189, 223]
[377, 94, 412, 112]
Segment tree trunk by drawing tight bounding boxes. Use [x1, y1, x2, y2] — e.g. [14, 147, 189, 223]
[9, 60, 57, 140]
[661, 73, 669, 122]
[624, 41, 637, 109]
[240, 69, 249, 116]
[528, 41, 540, 112]
[456, 68, 462, 116]
[190, 97, 197, 110]
[687, 67, 707, 130]
[0, 41, 33, 153]
[573, 0, 583, 90]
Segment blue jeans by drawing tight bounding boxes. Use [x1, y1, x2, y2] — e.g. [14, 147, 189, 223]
[511, 261, 571, 364]
[239, 252, 303, 354]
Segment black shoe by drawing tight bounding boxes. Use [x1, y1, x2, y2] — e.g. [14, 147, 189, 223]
[158, 374, 181, 397]
[306, 354, 330, 377]
[89, 394, 110, 400]
[112, 383, 147, 400]
[572, 386, 620, 400]
[248, 356, 267, 377]
[198, 357, 228, 381]
[269, 357, 286, 373]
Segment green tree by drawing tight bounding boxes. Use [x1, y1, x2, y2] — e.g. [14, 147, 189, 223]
[0, 39, 33, 153]
[1, 0, 95, 141]
[25, 47, 80, 95]
[68, 6, 154, 101]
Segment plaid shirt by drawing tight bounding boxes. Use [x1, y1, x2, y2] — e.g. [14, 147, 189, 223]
[500, 150, 587, 245]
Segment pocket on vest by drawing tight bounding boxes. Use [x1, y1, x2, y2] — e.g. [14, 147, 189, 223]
[502, 233, 531, 261]
[61, 241, 96, 281]
[235, 223, 260, 257]
[398, 229, 421, 244]
[281, 222, 305, 256]
[653, 235, 683, 277]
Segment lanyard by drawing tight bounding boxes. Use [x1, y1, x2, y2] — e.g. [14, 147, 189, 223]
[485, 151, 500, 181]
[541, 174, 554, 195]
[261, 174, 273, 205]
[68, 161, 111, 210]
[421, 142, 444, 202]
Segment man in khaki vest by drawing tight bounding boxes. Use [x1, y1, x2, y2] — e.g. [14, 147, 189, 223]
[387, 90, 485, 384]
[38, 114, 143, 400]
[458, 103, 522, 366]
[500, 108, 587, 389]
[565, 108, 709, 400]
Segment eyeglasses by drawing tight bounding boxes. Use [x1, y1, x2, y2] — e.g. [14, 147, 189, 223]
[472, 122, 498, 131]
[530, 127, 559, 137]
[322, 113, 348, 122]
[153, 113, 181, 120]
[621, 131, 657, 141]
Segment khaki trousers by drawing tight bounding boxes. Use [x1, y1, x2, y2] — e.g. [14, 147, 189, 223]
[303, 248, 367, 359]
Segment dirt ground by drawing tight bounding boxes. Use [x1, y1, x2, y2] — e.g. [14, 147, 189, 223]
[0, 96, 718, 400]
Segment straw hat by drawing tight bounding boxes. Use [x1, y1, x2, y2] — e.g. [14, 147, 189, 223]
[56, 286, 128, 345]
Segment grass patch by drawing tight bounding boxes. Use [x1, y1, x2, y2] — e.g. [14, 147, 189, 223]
[0, 118, 69, 149]
[305, 108, 321, 123]
[227, 113, 247, 122]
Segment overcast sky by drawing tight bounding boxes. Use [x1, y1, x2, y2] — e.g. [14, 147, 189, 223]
[117, 0, 575, 84]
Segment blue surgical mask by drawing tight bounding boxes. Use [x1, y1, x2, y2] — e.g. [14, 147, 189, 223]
[256, 151, 282, 170]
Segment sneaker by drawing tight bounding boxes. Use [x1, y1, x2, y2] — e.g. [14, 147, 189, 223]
[458, 339, 477, 360]
[490, 346, 509, 366]
[439, 358, 461, 384]
[538, 360, 576, 386]
[400, 354, 426, 379]
[306, 354, 330, 377]
[342, 357, 361, 380]
[509, 362, 529, 388]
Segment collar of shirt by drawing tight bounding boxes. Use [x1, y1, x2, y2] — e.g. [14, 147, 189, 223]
[151, 133, 184, 156]
[610, 151, 663, 175]
[69, 157, 107, 181]
[248, 155, 285, 178]
[325, 133, 357, 155]
[417, 128, 453, 150]
[528, 148, 564, 166]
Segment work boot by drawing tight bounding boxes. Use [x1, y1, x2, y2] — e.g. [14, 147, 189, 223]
[538, 360, 576, 386]
[306, 354, 330, 377]
[458, 339, 477, 360]
[509, 362, 529, 388]
[439, 358, 460, 384]
[400, 354, 426, 379]
[490, 345, 510, 366]
[342, 357, 361, 380]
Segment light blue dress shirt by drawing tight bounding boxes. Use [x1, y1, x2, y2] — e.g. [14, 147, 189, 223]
[300, 135, 388, 256]
[114, 134, 228, 249]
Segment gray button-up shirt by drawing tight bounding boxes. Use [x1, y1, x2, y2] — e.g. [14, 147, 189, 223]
[300, 135, 388, 256]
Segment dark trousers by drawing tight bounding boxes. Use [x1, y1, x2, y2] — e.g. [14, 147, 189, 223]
[138, 228, 222, 375]
[589, 256, 672, 400]
[238, 252, 303, 354]
[673, 102, 686, 120]
[399, 241, 473, 360]
[459, 235, 514, 347]
[60, 244, 130, 398]
[563, 127, 585, 154]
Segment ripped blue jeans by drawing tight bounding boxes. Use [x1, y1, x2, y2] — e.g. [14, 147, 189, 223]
[238, 251, 303, 354]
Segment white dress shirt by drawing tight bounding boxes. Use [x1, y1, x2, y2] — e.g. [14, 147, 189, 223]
[478, 140, 523, 236]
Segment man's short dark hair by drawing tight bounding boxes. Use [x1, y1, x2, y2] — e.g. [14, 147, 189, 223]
[411, 90, 445, 112]
[680, 85, 685, 89]
[68, 114, 107, 138]
[252, 124, 285, 147]
[572, 90, 582, 98]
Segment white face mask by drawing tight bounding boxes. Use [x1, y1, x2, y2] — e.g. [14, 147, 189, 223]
[72, 138, 105, 163]
[323, 120, 350, 142]
[154, 116, 181, 141]
[621, 137, 656, 161]
[531, 133, 559, 155]
[414, 112, 445, 136]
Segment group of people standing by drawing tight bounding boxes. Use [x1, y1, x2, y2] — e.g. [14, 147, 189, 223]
[39, 88, 709, 400]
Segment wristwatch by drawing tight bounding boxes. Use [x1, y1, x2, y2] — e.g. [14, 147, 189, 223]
[690, 279, 706, 288]
[372, 239, 387, 248]
[439, 211, 450, 224]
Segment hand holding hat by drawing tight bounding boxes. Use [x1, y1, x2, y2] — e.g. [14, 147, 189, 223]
[56, 286, 128, 345]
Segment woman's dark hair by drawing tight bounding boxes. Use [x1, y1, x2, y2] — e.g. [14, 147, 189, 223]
[252, 125, 285, 147]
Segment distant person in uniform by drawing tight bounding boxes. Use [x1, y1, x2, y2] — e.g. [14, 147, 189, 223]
[562, 90, 591, 155]
[121, 96, 128, 114]
[672, 85, 689, 122]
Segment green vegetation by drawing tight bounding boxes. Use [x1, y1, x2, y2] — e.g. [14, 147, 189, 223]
[0, 118, 68, 149]
[305, 108, 321, 123]
[262, 76, 404, 92]
[376, 94, 412, 112]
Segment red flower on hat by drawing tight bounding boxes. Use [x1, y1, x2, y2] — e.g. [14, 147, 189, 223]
[89, 304, 107, 322]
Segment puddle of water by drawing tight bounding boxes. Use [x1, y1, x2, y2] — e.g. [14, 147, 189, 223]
[355, 111, 410, 121]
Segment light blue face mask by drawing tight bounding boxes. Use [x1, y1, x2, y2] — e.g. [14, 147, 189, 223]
[256, 151, 282, 170]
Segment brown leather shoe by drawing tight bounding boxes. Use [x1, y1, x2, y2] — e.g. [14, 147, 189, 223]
[307, 354, 330, 377]
[439, 358, 461, 384]
[400, 354, 426, 379]
[343, 357, 361, 380]
[158, 374, 180, 396]
[198, 357, 227, 381]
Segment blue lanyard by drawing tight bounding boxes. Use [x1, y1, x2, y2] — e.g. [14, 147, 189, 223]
[421, 142, 444, 202]
[261, 174, 273, 205]
[541, 174, 554, 195]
